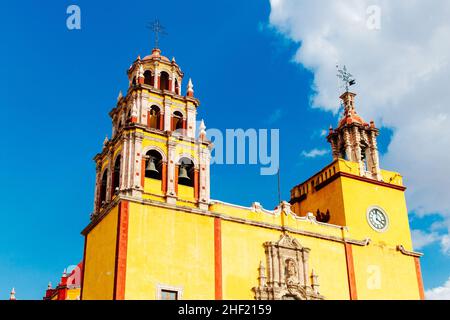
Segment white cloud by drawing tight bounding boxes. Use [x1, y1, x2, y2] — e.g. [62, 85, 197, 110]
[302, 148, 329, 158]
[426, 277, 450, 300]
[411, 229, 439, 250]
[269, 0, 450, 253]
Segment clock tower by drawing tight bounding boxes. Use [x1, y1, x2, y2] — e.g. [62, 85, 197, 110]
[290, 91, 423, 300]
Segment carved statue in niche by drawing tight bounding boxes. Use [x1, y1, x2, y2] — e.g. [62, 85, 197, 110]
[252, 233, 324, 300]
[285, 259, 298, 285]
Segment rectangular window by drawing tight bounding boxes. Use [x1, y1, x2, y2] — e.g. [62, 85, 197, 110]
[161, 290, 178, 300]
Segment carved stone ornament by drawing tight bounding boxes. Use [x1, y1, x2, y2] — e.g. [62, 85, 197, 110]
[252, 233, 324, 300]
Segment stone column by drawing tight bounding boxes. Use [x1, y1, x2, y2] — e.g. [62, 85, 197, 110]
[105, 151, 113, 202]
[132, 132, 144, 198]
[93, 163, 101, 214]
[370, 130, 382, 180]
[187, 104, 196, 139]
[164, 100, 172, 131]
[154, 65, 159, 89]
[166, 140, 177, 204]
[343, 128, 352, 161]
[199, 146, 211, 210]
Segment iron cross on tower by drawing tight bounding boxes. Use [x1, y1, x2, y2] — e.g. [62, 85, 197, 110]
[336, 65, 356, 92]
[147, 19, 167, 49]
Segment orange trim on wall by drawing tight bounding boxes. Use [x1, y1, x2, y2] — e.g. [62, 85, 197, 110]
[141, 157, 146, 187]
[344, 243, 358, 300]
[174, 165, 179, 195]
[194, 169, 199, 202]
[159, 114, 164, 131]
[414, 257, 425, 300]
[113, 201, 129, 300]
[214, 217, 223, 300]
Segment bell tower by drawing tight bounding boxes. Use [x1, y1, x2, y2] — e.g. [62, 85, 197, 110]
[327, 92, 382, 181]
[91, 47, 212, 217]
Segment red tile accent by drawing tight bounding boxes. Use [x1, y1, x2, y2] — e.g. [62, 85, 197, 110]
[113, 201, 129, 300]
[214, 218, 223, 300]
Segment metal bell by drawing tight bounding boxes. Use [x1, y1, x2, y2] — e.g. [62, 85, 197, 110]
[178, 165, 190, 181]
[146, 156, 159, 175]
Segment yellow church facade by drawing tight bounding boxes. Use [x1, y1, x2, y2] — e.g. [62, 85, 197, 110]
[79, 47, 424, 300]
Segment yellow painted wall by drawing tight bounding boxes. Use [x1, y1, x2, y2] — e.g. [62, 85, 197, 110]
[295, 178, 347, 226]
[124, 202, 215, 300]
[144, 178, 164, 196]
[67, 288, 81, 300]
[82, 207, 118, 300]
[340, 176, 413, 250]
[220, 221, 350, 300]
[352, 244, 420, 300]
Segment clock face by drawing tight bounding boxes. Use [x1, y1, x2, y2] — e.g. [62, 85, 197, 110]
[367, 207, 389, 232]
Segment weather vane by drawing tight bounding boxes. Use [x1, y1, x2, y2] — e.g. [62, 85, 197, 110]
[147, 19, 167, 49]
[336, 65, 356, 92]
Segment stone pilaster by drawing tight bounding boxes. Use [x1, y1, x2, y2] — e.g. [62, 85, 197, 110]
[93, 163, 101, 214]
[164, 100, 172, 131]
[187, 104, 196, 139]
[199, 146, 211, 210]
[131, 132, 144, 198]
[105, 150, 113, 202]
[166, 140, 177, 204]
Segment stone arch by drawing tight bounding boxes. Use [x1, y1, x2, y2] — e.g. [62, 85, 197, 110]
[142, 145, 167, 163]
[175, 153, 198, 168]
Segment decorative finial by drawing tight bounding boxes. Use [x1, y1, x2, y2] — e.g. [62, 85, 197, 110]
[199, 119, 206, 140]
[187, 78, 194, 97]
[117, 90, 123, 102]
[259, 261, 265, 270]
[62, 269, 67, 277]
[103, 136, 109, 146]
[137, 55, 141, 61]
[9, 288, 16, 301]
[147, 19, 167, 49]
[172, 57, 176, 63]
[258, 261, 267, 287]
[336, 65, 356, 93]
[47, 282, 52, 290]
[311, 269, 320, 294]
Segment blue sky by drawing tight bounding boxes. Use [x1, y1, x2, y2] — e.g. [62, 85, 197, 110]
[0, 0, 448, 299]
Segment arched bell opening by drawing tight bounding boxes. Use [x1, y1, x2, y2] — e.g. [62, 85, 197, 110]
[112, 156, 121, 195]
[99, 169, 108, 206]
[177, 158, 194, 187]
[145, 150, 163, 180]
[144, 70, 154, 86]
[148, 105, 162, 130]
[160, 71, 170, 91]
[172, 111, 184, 132]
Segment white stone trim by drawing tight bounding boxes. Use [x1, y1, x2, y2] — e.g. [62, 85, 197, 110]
[175, 153, 199, 168]
[142, 145, 168, 162]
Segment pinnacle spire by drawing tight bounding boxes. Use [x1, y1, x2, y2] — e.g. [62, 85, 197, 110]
[199, 119, 206, 140]
[187, 78, 194, 97]
[9, 288, 16, 300]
